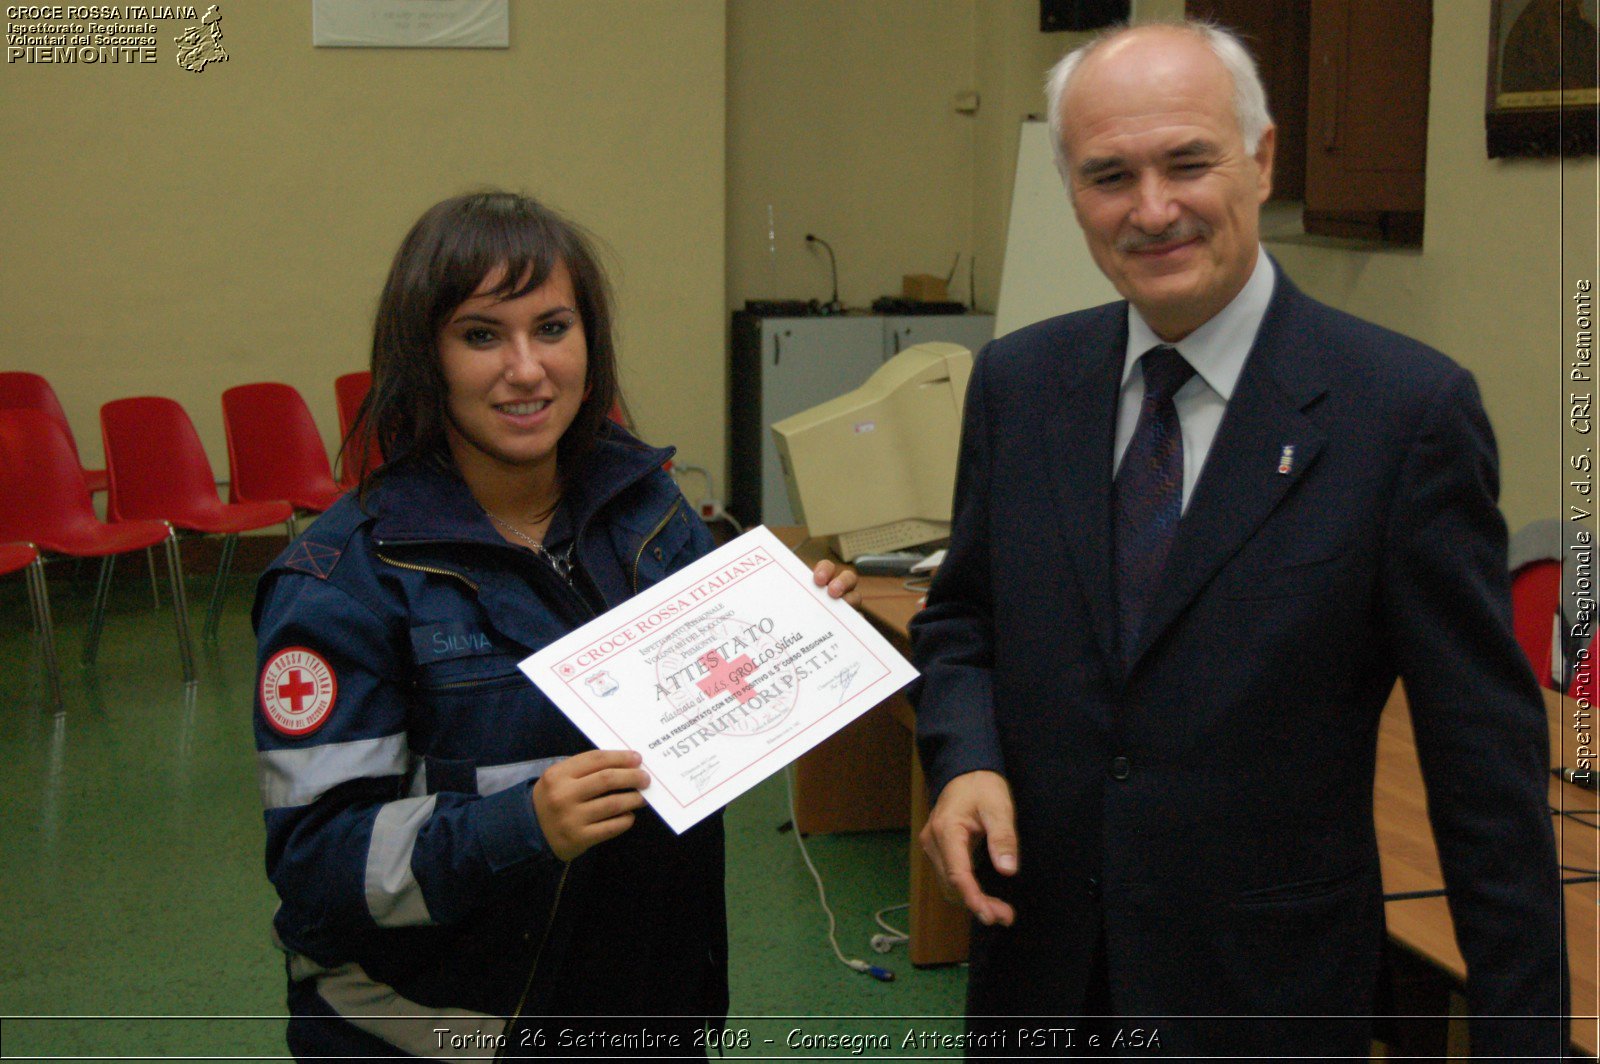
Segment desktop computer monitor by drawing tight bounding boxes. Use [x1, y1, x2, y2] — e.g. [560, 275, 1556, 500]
[771, 342, 973, 561]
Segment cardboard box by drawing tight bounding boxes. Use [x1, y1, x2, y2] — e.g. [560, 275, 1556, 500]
[901, 274, 949, 302]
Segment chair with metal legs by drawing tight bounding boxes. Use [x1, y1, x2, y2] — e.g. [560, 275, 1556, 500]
[0, 409, 194, 685]
[0, 543, 64, 709]
[0, 371, 172, 608]
[101, 396, 293, 643]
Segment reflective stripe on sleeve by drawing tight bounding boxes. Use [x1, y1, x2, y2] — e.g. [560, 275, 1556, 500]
[476, 756, 561, 796]
[257, 733, 409, 810]
[297, 956, 505, 1061]
[365, 796, 436, 927]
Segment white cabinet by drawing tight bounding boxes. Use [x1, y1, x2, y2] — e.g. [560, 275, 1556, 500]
[728, 311, 994, 527]
[882, 314, 996, 361]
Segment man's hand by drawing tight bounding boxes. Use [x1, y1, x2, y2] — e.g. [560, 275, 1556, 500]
[919, 769, 1018, 926]
[812, 558, 862, 608]
[532, 750, 650, 862]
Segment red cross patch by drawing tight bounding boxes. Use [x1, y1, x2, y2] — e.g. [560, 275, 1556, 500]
[259, 646, 338, 738]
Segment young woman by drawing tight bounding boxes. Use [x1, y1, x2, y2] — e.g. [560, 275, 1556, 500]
[252, 192, 856, 1059]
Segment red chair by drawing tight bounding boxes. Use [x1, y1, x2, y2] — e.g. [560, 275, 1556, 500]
[0, 371, 107, 495]
[334, 370, 369, 435]
[1509, 518, 1564, 689]
[0, 543, 63, 709]
[1, 372, 169, 607]
[334, 371, 381, 488]
[101, 397, 293, 643]
[0, 409, 194, 683]
[222, 383, 345, 533]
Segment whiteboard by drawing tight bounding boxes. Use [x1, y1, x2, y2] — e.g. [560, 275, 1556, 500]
[994, 120, 1120, 339]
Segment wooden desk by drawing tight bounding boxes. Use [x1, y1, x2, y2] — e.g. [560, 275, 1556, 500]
[849, 581, 973, 968]
[1375, 685, 1600, 895]
[778, 530, 971, 966]
[1376, 684, 1598, 1056]
[777, 526, 911, 835]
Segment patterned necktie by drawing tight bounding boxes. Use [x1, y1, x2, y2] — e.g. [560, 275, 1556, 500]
[1114, 345, 1197, 659]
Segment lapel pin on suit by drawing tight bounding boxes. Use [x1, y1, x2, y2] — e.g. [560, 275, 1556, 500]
[1277, 444, 1296, 475]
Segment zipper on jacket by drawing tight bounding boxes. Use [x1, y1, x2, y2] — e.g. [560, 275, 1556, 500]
[423, 673, 523, 693]
[630, 498, 684, 596]
[523, 544, 602, 624]
[490, 497, 679, 1045]
[378, 541, 595, 623]
[373, 551, 480, 592]
[497, 862, 572, 1061]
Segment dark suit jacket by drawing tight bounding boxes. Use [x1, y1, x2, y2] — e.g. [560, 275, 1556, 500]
[911, 267, 1566, 1056]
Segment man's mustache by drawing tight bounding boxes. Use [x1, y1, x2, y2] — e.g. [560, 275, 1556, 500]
[1117, 219, 1211, 252]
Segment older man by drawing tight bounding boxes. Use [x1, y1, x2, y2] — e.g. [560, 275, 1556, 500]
[912, 21, 1565, 1056]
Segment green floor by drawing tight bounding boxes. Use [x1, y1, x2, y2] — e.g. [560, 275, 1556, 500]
[0, 562, 965, 1060]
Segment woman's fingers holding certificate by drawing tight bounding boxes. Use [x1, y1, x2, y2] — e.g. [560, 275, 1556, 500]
[532, 750, 652, 861]
[811, 559, 862, 608]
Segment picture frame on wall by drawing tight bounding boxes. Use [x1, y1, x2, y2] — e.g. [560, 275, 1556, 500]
[1486, 0, 1598, 158]
[313, 0, 510, 49]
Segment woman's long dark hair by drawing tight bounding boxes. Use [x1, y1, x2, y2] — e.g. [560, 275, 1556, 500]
[343, 191, 620, 491]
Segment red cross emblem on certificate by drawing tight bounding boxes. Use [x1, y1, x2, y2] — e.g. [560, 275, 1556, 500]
[696, 649, 758, 705]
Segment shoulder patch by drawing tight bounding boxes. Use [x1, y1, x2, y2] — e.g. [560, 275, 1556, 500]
[260, 647, 338, 738]
[281, 540, 343, 580]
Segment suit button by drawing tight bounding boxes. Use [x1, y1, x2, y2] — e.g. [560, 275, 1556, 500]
[1108, 755, 1131, 780]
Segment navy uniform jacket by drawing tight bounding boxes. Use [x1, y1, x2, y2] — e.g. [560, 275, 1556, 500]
[253, 428, 724, 1058]
[911, 267, 1567, 1056]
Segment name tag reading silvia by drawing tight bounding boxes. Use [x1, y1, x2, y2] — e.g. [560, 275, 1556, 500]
[520, 525, 918, 834]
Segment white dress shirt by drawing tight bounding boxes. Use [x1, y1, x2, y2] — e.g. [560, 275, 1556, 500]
[1112, 247, 1277, 512]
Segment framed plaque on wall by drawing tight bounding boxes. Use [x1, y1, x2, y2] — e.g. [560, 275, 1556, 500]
[1486, 0, 1598, 158]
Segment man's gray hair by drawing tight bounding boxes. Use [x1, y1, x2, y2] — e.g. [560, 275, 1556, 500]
[1045, 20, 1273, 182]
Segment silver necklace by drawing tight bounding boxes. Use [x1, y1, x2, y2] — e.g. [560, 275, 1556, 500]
[486, 510, 545, 552]
[486, 510, 575, 581]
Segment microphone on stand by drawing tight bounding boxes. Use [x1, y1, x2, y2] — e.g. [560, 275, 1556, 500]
[805, 234, 842, 315]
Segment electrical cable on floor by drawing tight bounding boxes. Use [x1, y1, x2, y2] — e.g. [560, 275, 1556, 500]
[782, 766, 895, 982]
[1383, 887, 1449, 902]
[869, 903, 910, 954]
[1553, 806, 1600, 829]
[1549, 805, 1600, 881]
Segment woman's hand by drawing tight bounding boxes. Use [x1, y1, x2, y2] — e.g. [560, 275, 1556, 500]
[812, 559, 862, 608]
[532, 750, 650, 861]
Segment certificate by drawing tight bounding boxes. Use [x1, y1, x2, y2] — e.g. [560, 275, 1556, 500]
[520, 525, 919, 833]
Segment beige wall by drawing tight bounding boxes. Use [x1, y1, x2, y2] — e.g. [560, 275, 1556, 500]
[968, 0, 1182, 314]
[1267, 0, 1596, 530]
[4, 1, 1589, 529]
[725, 0, 979, 312]
[1, 1, 727, 478]
[970, 2, 1089, 313]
